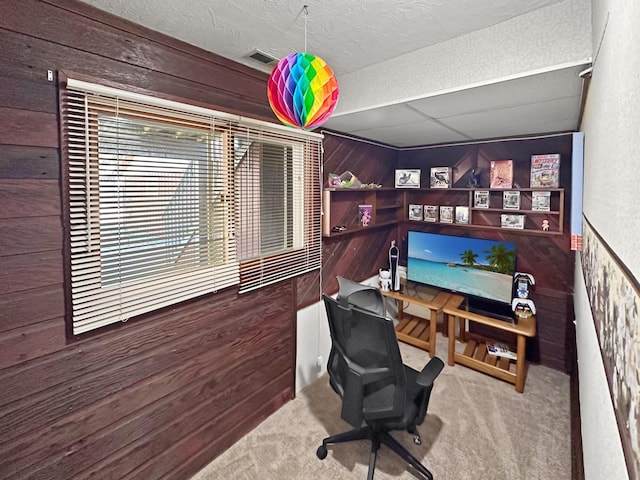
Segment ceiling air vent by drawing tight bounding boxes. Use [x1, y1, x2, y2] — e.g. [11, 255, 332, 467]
[247, 49, 279, 66]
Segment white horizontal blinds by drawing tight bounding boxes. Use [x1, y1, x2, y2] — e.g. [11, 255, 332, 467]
[236, 126, 322, 293]
[64, 80, 238, 334]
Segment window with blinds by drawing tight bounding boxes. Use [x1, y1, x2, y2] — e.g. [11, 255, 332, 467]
[62, 78, 322, 334]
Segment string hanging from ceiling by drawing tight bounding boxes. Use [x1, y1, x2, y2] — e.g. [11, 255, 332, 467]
[267, 5, 339, 130]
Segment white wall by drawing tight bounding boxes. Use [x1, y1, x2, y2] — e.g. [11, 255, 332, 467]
[295, 300, 331, 393]
[576, 0, 640, 478]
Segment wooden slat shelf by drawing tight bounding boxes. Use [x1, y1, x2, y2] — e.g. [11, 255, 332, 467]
[381, 288, 451, 357]
[444, 294, 536, 393]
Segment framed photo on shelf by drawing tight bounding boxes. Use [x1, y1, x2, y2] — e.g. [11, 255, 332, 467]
[423, 205, 438, 222]
[503, 191, 521, 210]
[530, 154, 560, 188]
[358, 204, 372, 227]
[440, 206, 454, 223]
[430, 167, 452, 188]
[395, 169, 421, 188]
[501, 214, 525, 229]
[408, 204, 423, 220]
[490, 159, 513, 188]
[474, 190, 489, 208]
[532, 191, 551, 211]
[455, 206, 470, 224]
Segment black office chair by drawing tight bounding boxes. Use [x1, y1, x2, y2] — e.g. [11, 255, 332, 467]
[317, 294, 445, 480]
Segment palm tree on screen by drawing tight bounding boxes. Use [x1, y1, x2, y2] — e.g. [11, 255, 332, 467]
[484, 244, 515, 274]
[460, 249, 478, 266]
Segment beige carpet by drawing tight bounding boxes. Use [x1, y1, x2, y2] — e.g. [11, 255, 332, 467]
[192, 335, 570, 480]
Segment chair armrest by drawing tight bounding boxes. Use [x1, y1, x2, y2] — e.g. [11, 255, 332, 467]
[416, 357, 444, 387]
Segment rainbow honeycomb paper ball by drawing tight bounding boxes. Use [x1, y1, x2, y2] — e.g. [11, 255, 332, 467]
[267, 52, 339, 130]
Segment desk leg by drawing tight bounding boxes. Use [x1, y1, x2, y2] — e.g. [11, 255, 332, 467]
[447, 313, 455, 366]
[428, 308, 437, 357]
[515, 334, 527, 393]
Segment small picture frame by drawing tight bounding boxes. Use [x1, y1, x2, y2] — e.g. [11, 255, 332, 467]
[423, 205, 438, 222]
[474, 190, 489, 209]
[503, 191, 521, 210]
[408, 204, 423, 220]
[455, 206, 470, 224]
[501, 214, 525, 229]
[440, 206, 454, 223]
[395, 169, 421, 188]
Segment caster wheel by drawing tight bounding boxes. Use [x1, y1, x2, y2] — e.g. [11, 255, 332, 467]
[316, 445, 328, 460]
[413, 435, 422, 445]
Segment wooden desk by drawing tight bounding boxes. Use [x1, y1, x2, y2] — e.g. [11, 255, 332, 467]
[381, 288, 450, 357]
[443, 294, 536, 393]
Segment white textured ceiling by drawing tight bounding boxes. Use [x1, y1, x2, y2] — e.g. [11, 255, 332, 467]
[78, 0, 592, 147]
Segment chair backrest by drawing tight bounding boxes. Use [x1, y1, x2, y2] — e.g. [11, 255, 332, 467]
[323, 294, 406, 428]
[336, 276, 386, 317]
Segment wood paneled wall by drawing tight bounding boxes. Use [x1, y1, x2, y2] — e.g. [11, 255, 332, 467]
[320, 133, 400, 296]
[0, 1, 296, 479]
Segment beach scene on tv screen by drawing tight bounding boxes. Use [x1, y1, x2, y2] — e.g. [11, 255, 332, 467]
[407, 232, 515, 303]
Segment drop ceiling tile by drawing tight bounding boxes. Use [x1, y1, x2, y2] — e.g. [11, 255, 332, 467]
[323, 104, 425, 132]
[352, 119, 469, 147]
[408, 65, 585, 119]
[440, 96, 581, 139]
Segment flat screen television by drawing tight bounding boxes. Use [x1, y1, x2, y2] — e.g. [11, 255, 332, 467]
[407, 231, 516, 315]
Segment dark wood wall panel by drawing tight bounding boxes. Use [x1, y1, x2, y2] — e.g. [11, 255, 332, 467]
[1, 0, 267, 102]
[0, 74, 59, 113]
[0, 107, 58, 147]
[320, 132, 400, 293]
[0, 180, 61, 218]
[0, 2, 296, 479]
[0, 250, 63, 295]
[323, 132, 399, 187]
[0, 319, 67, 370]
[0, 146, 60, 179]
[0, 217, 61, 256]
[0, 29, 272, 123]
[296, 270, 321, 309]
[322, 227, 399, 295]
[0, 285, 65, 332]
[1, 292, 291, 479]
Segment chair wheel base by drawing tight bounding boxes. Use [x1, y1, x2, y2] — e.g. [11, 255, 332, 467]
[316, 445, 328, 460]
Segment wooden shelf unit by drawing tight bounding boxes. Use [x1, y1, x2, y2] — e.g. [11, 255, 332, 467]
[322, 187, 403, 237]
[402, 187, 564, 235]
[322, 186, 565, 237]
[443, 294, 536, 393]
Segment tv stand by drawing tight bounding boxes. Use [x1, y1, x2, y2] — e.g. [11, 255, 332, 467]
[380, 285, 450, 357]
[443, 294, 536, 393]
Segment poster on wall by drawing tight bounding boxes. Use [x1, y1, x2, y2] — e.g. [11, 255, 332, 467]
[581, 218, 640, 479]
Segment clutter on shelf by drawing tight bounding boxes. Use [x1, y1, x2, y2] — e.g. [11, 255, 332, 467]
[327, 171, 381, 189]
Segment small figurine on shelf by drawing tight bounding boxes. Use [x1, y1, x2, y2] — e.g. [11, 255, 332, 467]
[541, 219, 550, 231]
[389, 240, 400, 291]
[468, 168, 481, 188]
[379, 269, 392, 292]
